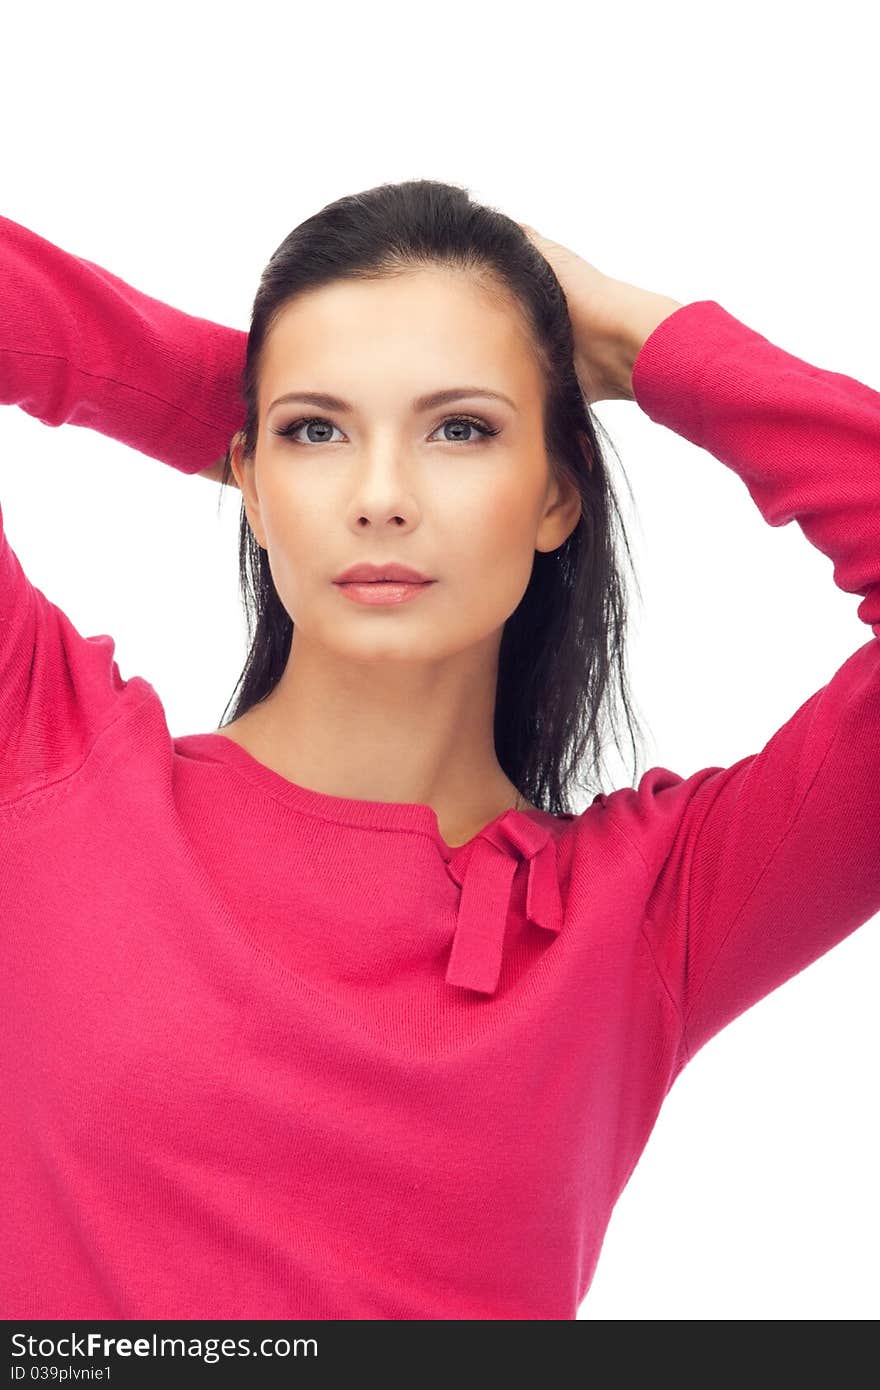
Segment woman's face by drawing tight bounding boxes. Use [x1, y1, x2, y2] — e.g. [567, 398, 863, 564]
[231, 266, 582, 667]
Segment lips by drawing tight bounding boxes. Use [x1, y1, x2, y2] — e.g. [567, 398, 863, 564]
[333, 562, 434, 584]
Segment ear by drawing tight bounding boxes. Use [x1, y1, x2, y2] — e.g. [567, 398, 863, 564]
[229, 431, 268, 550]
[536, 460, 585, 553]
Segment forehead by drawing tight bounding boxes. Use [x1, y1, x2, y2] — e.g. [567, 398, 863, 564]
[259, 266, 543, 412]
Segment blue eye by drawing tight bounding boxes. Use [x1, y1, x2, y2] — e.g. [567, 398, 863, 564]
[270, 414, 502, 445]
[272, 417, 343, 445]
[431, 415, 501, 444]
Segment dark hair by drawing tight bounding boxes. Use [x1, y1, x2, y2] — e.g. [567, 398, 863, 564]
[215, 178, 648, 813]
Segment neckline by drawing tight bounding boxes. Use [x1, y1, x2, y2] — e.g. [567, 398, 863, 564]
[175, 731, 574, 861]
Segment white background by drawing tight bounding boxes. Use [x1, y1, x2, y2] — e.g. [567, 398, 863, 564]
[1, 0, 877, 1320]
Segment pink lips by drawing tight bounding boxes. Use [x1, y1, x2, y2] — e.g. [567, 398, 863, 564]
[334, 579, 436, 607]
[332, 560, 436, 607]
[333, 561, 433, 584]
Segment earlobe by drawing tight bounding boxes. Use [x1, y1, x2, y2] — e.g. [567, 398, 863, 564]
[230, 435, 267, 549]
[559, 498, 584, 550]
[537, 477, 583, 553]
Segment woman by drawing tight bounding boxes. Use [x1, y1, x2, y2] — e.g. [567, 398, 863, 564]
[1, 180, 877, 1320]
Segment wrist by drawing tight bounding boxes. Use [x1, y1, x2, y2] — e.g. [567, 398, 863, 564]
[590, 279, 684, 401]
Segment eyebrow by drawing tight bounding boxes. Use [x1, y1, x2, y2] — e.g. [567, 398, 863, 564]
[266, 386, 519, 415]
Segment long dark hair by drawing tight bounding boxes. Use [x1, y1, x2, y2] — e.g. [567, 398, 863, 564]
[215, 178, 648, 813]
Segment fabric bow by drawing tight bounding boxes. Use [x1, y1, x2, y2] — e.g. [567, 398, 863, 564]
[444, 810, 564, 995]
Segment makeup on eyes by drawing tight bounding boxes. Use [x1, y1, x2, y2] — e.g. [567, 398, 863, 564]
[270, 413, 502, 445]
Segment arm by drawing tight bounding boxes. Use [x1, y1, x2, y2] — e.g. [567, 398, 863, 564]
[0, 212, 247, 476]
[0, 213, 245, 802]
[523, 222, 880, 1069]
[604, 301, 880, 1070]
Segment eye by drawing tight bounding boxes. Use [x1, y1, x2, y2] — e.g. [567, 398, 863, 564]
[271, 417, 344, 445]
[428, 414, 501, 444]
[270, 413, 502, 446]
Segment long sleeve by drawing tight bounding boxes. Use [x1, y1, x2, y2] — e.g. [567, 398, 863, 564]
[0, 213, 247, 802]
[0, 211, 247, 470]
[604, 300, 880, 1072]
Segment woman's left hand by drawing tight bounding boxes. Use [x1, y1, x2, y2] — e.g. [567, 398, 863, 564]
[518, 222, 683, 404]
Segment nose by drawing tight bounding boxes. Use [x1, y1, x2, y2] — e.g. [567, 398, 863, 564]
[346, 448, 421, 532]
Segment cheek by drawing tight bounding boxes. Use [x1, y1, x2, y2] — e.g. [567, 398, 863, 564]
[258, 482, 331, 610]
[450, 470, 542, 560]
[261, 467, 328, 541]
[439, 477, 541, 617]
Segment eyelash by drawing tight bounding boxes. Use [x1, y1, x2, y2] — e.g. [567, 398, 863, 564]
[270, 413, 502, 446]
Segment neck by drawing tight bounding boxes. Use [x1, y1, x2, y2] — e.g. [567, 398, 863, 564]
[216, 632, 535, 837]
